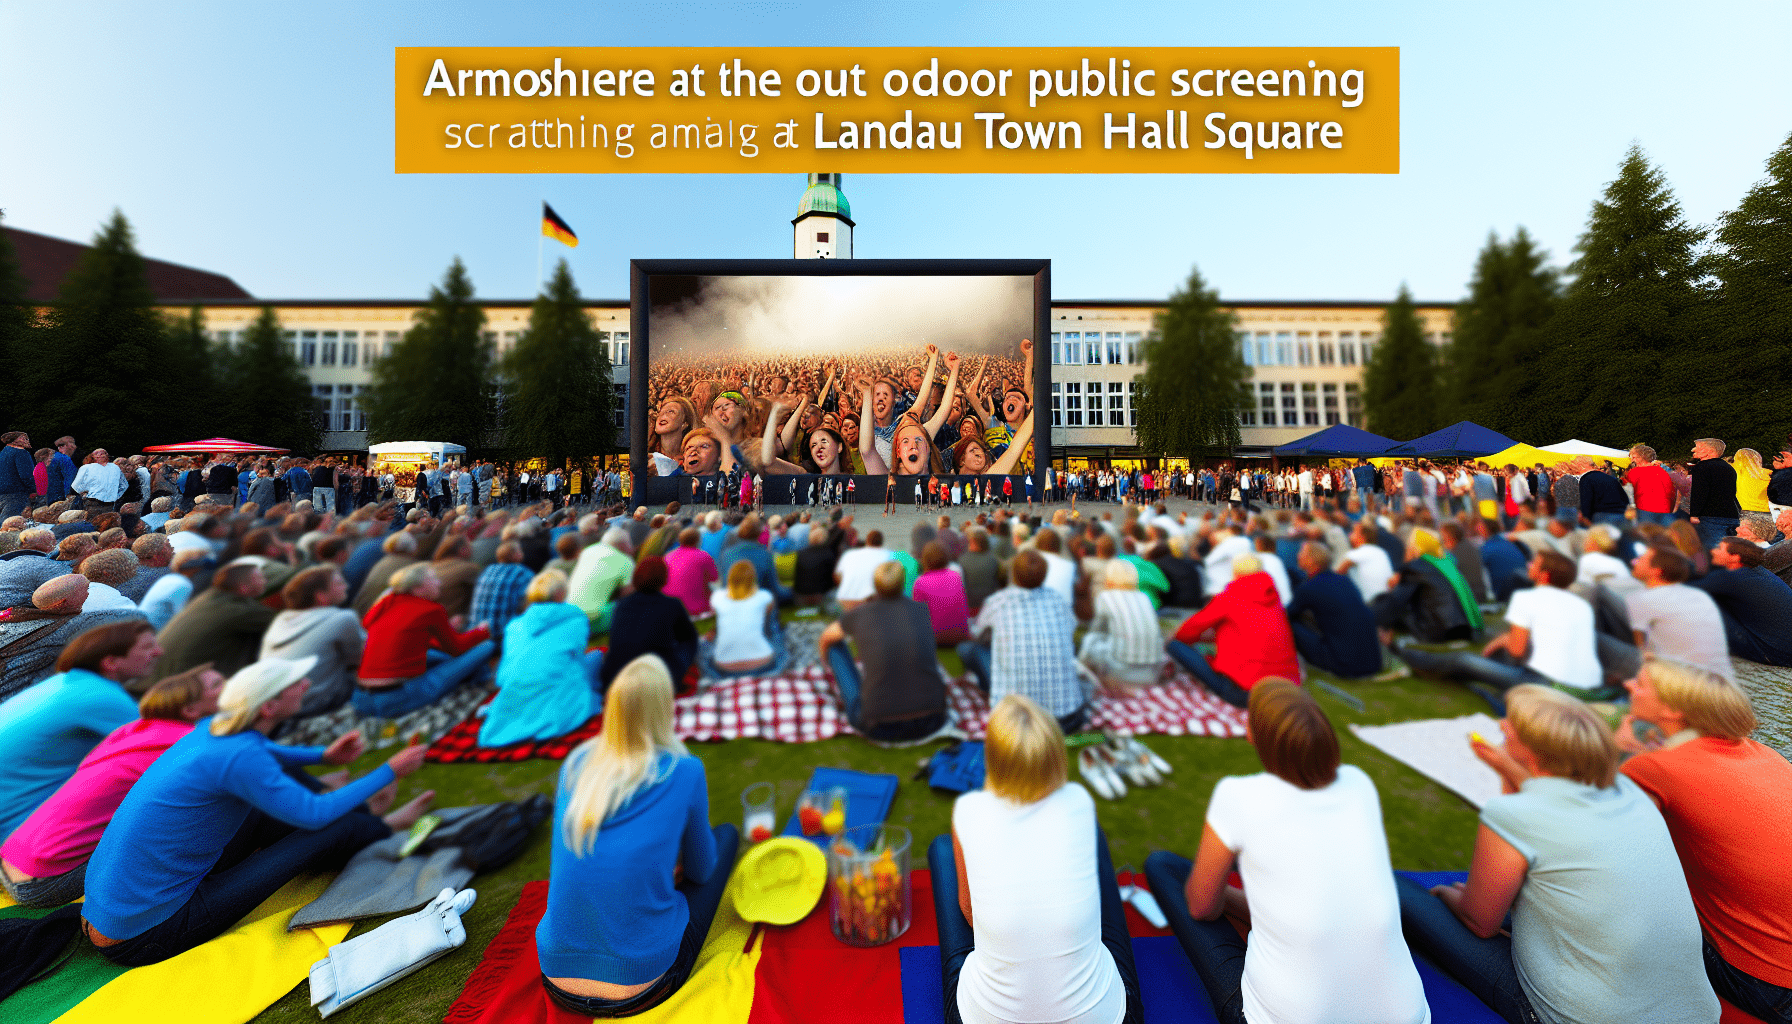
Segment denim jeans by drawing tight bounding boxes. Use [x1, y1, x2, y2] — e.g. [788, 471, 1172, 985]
[1590, 512, 1628, 530]
[1694, 516, 1740, 550]
[351, 639, 496, 718]
[953, 641, 1089, 733]
[542, 824, 740, 1018]
[927, 829, 1143, 1024]
[99, 771, 390, 967]
[1163, 640, 1251, 708]
[1393, 645, 1544, 696]
[1, 858, 88, 908]
[826, 645, 947, 741]
[1393, 874, 1540, 1023]
[1635, 510, 1678, 527]
[1143, 851, 1247, 1024]
[701, 616, 788, 681]
[1704, 936, 1792, 1024]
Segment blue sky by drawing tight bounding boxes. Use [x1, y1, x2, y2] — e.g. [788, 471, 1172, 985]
[2, 0, 1787, 303]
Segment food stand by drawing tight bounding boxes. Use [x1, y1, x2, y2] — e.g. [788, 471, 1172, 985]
[368, 441, 466, 504]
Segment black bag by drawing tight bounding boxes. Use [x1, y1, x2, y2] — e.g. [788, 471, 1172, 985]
[420, 793, 553, 872]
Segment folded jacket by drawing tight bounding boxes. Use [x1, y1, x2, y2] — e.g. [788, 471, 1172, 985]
[309, 887, 477, 1017]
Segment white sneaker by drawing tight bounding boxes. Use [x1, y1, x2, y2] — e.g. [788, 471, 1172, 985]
[1078, 746, 1127, 800]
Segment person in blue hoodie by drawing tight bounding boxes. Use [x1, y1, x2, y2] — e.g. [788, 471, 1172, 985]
[481, 569, 605, 747]
[0, 431, 36, 520]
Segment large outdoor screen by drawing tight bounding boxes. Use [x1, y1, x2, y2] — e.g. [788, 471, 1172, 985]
[629, 259, 1050, 505]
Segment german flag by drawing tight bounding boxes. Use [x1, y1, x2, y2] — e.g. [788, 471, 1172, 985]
[541, 202, 578, 247]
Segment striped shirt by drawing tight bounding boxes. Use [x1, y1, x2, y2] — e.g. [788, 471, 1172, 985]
[1087, 589, 1163, 667]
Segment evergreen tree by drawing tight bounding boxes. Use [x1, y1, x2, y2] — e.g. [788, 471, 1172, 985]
[17, 210, 181, 453]
[1540, 145, 1707, 450]
[220, 307, 321, 452]
[1707, 131, 1792, 453]
[1447, 229, 1559, 436]
[0, 212, 31, 420]
[163, 306, 222, 441]
[1362, 284, 1440, 440]
[1132, 264, 1248, 459]
[502, 260, 614, 466]
[362, 258, 492, 448]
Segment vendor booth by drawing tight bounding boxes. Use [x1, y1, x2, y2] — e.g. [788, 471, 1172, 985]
[368, 441, 466, 503]
[1273, 423, 1397, 460]
[1540, 439, 1633, 460]
[1382, 421, 1517, 459]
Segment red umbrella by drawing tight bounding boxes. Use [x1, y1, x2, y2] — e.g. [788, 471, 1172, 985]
[141, 438, 292, 454]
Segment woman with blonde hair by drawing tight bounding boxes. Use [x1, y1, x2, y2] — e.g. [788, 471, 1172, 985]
[1614, 658, 1792, 1023]
[1732, 447, 1772, 514]
[1400, 683, 1718, 1023]
[649, 397, 698, 476]
[928, 693, 1144, 1024]
[704, 559, 781, 678]
[1145, 679, 1428, 1024]
[481, 569, 606, 747]
[538, 654, 737, 1016]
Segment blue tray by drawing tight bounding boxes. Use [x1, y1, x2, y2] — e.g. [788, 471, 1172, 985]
[780, 767, 901, 848]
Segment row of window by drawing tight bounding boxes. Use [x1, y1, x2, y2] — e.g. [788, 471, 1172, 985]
[1238, 381, 1363, 429]
[212, 328, 632, 369]
[1239, 330, 1377, 369]
[1049, 381, 1137, 428]
[1049, 331, 1144, 366]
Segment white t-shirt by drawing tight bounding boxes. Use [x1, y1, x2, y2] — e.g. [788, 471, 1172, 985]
[709, 588, 774, 663]
[1202, 534, 1253, 594]
[1039, 550, 1077, 609]
[1624, 584, 1732, 681]
[1206, 766, 1430, 1024]
[1344, 544, 1395, 603]
[1577, 551, 1643, 596]
[1504, 585, 1602, 689]
[1256, 550, 1293, 605]
[953, 784, 1124, 1024]
[81, 582, 139, 613]
[834, 546, 894, 602]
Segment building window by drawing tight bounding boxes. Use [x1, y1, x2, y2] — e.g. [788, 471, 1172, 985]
[1276, 332, 1293, 366]
[1051, 382, 1062, 426]
[1107, 382, 1125, 425]
[1317, 331, 1335, 366]
[1061, 332, 1081, 365]
[1359, 332, 1377, 364]
[614, 332, 630, 366]
[614, 383, 628, 430]
[1345, 383, 1363, 428]
[1124, 332, 1142, 364]
[282, 330, 297, 361]
[1106, 332, 1122, 364]
[816, 231, 829, 242]
[1256, 331, 1273, 366]
[1128, 381, 1139, 426]
[1238, 331, 1253, 366]
[1297, 332, 1313, 367]
[1239, 408, 1257, 426]
[1323, 383, 1339, 425]
[311, 384, 331, 429]
[1280, 383, 1297, 426]
[1050, 333, 1062, 365]
[1084, 334, 1101, 366]
[320, 331, 338, 366]
[300, 331, 317, 367]
[1066, 382, 1083, 426]
[1338, 331, 1357, 366]
[1301, 383, 1319, 426]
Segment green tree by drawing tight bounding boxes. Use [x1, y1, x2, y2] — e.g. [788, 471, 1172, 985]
[1132, 264, 1248, 459]
[1447, 228, 1559, 436]
[362, 258, 493, 449]
[1706, 131, 1792, 453]
[0, 211, 32, 419]
[502, 259, 614, 466]
[1539, 145, 1707, 451]
[218, 306, 321, 452]
[1362, 284, 1440, 440]
[17, 210, 181, 453]
[163, 306, 223, 441]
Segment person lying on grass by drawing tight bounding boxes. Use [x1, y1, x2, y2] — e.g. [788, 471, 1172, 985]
[1144, 679, 1429, 1024]
[538, 654, 739, 1017]
[928, 693, 1144, 1024]
[82, 655, 433, 966]
[1398, 684, 1719, 1024]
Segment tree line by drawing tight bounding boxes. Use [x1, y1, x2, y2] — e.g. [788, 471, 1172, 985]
[0, 210, 614, 463]
[1134, 133, 1792, 460]
[1366, 134, 1792, 455]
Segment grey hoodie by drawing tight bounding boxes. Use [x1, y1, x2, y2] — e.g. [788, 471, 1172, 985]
[260, 605, 365, 719]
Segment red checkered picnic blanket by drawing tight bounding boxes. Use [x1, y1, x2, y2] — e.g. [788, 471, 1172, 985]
[942, 667, 1248, 740]
[674, 665, 851, 743]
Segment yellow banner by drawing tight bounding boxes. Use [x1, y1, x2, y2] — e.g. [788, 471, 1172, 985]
[394, 47, 1398, 174]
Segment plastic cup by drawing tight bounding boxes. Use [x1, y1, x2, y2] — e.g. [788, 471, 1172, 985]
[742, 782, 776, 844]
[827, 824, 912, 946]
[795, 790, 827, 836]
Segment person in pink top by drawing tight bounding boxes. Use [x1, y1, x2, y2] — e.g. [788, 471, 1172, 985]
[910, 541, 971, 646]
[0, 664, 227, 907]
[663, 527, 719, 618]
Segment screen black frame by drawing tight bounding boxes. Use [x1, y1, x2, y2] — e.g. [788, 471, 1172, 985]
[628, 257, 1051, 498]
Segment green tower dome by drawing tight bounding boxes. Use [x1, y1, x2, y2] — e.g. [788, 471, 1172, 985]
[794, 173, 854, 225]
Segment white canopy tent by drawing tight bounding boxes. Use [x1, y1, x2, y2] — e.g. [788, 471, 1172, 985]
[368, 441, 466, 462]
[1539, 439, 1631, 459]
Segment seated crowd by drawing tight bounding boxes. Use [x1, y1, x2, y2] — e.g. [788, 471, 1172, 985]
[0, 439, 1787, 1023]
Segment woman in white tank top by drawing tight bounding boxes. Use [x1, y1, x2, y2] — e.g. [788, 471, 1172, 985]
[927, 694, 1142, 1024]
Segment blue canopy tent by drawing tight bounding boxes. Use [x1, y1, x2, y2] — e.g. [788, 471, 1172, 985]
[1383, 421, 1517, 458]
[1272, 423, 1398, 458]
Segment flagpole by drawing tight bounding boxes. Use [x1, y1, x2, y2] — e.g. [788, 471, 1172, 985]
[536, 226, 544, 296]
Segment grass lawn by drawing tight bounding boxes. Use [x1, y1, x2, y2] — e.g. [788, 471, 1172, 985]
[254, 634, 1490, 1024]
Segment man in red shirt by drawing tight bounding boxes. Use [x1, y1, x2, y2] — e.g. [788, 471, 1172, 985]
[1627, 444, 1678, 527]
[1164, 554, 1300, 708]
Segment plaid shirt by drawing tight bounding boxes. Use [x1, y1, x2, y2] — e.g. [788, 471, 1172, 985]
[470, 563, 533, 639]
[970, 585, 1082, 716]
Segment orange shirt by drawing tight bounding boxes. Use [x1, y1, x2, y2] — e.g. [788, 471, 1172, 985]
[1621, 735, 1792, 987]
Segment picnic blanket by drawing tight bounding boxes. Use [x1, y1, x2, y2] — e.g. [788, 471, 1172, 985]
[445, 869, 1508, 1023]
[0, 874, 350, 1024]
[280, 680, 498, 751]
[428, 664, 1249, 763]
[1351, 714, 1505, 808]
